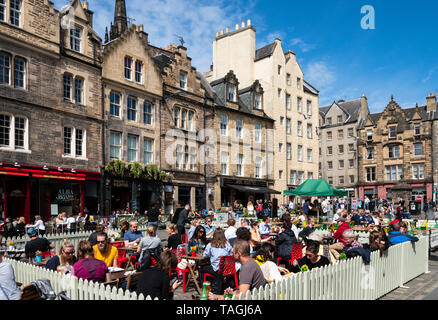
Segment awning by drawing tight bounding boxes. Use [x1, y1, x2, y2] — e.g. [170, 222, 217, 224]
[225, 184, 281, 194]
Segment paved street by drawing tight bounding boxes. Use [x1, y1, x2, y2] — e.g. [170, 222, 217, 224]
[379, 250, 438, 300]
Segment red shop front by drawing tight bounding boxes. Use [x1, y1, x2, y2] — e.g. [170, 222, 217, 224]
[0, 163, 100, 223]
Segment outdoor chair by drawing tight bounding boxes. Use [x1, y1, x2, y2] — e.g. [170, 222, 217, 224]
[103, 279, 120, 289]
[41, 251, 56, 259]
[276, 242, 303, 267]
[19, 284, 43, 300]
[169, 247, 190, 293]
[203, 255, 239, 290]
[182, 233, 188, 244]
[126, 272, 142, 291]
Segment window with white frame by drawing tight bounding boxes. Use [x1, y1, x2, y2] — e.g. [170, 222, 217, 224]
[327, 131, 332, 140]
[414, 143, 423, 156]
[286, 94, 291, 109]
[221, 152, 229, 175]
[70, 26, 82, 52]
[127, 135, 138, 162]
[290, 170, 296, 185]
[110, 131, 122, 160]
[414, 123, 420, 136]
[412, 163, 425, 180]
[297, 77, 301, 89]
[327, 146, 333, 155]
[127, 96, 137, 121]
[297, 121, 302, 136]
[236, 118, 243, 139]
[297, 97, 302, 113]
[348, 143, 354, 152]
[63, 127, 85, 158]
[366, 167, 376, 182]
[181, 109, 187, 129]
[385, 165, 403, 181]
[297, 171, 304, 184]
[297, 145, 303, 162]
[255, 157, 262, 178]
[10, 0, 21, 27]
[189, 147, 196, 171]
[349, 175, 355, 184]
[144, 138, 154, 164]
[349, 159, 354, 168]
[389, 126, 397, 139]
[286, 143, 291, 160]
[124, 57, 132, 80]
[388, 145, 400, 159]
[286, 73, 291, 86]
[180, 71, 187, 90]
[183, 146, 189, 170]
[339, 176, 345, 185]
[326, 117, 332, 125]
[254, 122, 261, 143]
[366, 129, 373, 141]
[0, 0, 5, 22]
[143, 102, 153, 125]
[366, 147, 374, 160]
[175, 145, 183, 169]
[307, 124, 312, 139]
[328, 161, 333, 170]
[220, 114, 228, 136]
[74, 77, 83, 104]
[307, 100, 312, 116]
[286, 118, 291, 134]
[307, 148, 312, 162]
[237, 154, 244, 177]
[188, 111, 194, 131]
[0, 52, 10, 84]
[174, 107, 180, 127]
[254, 93, 262, 110]
[348, 128, 354, 137]
[339, 144, 344, 154]
[14, 57, 25, 88]
[339, 160, 344, 169]
[63, 74, 72, 100]
[328, 177, 333, 185]
[0, 114, 28, 150]
[338, 129, 344, 139]
[227, 83, 236, 102]
[135, 61, 142, 83]
[110, 92, 121, 117]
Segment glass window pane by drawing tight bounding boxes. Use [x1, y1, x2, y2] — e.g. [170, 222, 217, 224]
[14, 117, 25, 148]
[0, 114, 11, 146]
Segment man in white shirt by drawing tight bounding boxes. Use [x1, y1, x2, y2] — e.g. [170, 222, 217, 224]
[288, 200, 294, 211]
[332, 209, 342, 223]
[66, 214, 76, 233]
[224, 218, 237, 246]
[259, 217, 272, 239]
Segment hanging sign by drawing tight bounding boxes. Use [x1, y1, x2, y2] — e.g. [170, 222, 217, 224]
[56, 189, 74, 201]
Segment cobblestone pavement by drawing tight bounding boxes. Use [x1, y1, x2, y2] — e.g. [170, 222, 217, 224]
[379, 250, 438, 300]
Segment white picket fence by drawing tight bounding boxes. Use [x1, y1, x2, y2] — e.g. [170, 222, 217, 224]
[229, 235, 429, 300]
[5, 257, 159, 300]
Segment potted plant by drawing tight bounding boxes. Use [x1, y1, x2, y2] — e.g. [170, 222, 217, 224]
[8, 241, 14, 251]
[300, 265, 309, 273]
[35, 251, 43, 263]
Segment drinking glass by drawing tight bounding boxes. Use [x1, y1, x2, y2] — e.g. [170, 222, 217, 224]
[204, 282, 211, 295]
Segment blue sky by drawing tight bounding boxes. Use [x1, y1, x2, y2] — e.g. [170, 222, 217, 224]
[54, 0, 438, 113]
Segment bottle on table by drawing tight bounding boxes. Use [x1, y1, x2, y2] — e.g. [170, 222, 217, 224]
[200, 282, 208, 300]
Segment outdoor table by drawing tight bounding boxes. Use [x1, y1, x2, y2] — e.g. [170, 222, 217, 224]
[351, 227, 369, 232]
[181, 255, 210, 295]
[109, 267, 134, 281]
[4, 249, 25, 260]
[118, 247, 138, 269]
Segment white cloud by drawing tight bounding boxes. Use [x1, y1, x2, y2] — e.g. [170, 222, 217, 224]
[52, 0, 252, 73]
[290, 38, 315, 53]
[304, 61, 336, 93]
[422, 67, 437, 83]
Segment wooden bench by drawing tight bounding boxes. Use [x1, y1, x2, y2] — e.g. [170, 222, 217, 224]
[19, 284, 43, 300]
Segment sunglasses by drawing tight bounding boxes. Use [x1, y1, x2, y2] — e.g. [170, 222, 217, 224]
[63, 250, 74, 255]
[97, 241, 106, 244]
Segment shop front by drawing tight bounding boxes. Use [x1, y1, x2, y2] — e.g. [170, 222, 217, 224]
[0, 163, 100, 223]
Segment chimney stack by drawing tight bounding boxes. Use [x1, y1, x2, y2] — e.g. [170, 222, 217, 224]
[426, 93, 437, 112]
[82, 1, 89, 10]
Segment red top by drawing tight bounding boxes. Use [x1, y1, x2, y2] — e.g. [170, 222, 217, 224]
[333, 222, 351, 245]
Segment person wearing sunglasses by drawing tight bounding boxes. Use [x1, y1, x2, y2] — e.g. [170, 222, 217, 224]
[188, 225, 207, 251]
[93, 232, 119, 268]
[291, 241, 330, 273]
[45, 240, 76, 273]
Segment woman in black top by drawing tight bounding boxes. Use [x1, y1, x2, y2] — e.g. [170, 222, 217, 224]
[16, 217, 26, 237]
[291, 241, 330, 273]
[166, 223, 181, 250]
[275, 221, 297, 260]
[136, 250, 181, 300]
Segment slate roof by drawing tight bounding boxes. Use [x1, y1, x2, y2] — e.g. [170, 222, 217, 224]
[319, 98, 362, 124]
[151, 54, 174, 72]
[255, 42, 277, 61]
[303, 80, 319, 95]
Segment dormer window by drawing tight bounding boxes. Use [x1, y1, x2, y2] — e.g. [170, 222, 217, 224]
[254, 92, 262, 110]
[389, 126, 396, 139]
[70, 26, 82, 52]
[227, 83, 236, 102]
[414, 123, 420, 136]
[366, 129, 373, 141]
[337, 115, 343, 124]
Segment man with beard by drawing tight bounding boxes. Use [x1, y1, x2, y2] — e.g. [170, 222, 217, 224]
[93, 232, 118, 268]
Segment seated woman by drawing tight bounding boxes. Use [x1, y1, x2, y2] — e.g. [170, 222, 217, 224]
[15, 217, 26, 237]
[73, 241, 111, 283]
[368, 227, 390, 257]
[291, 241, 330, 273]
[137, 226, 162, 267]
[254, 243, 289, 283]
[198, 229, 233, 294]
[119, 219, 130, 239]
[136, 250, 181, 300]
[250, 221, 271, 254]
[28, 215, 46, 236]
[275, 220, 297, 262]
[45, 240, 77, 273]
[188, 225, 207, 251]
[187, 218, 201, 242]
[166, 223, 181, 250]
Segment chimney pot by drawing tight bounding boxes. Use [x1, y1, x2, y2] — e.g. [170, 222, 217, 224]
[235, 24, 239, 30]
[247, 19, 251, 26]
[241, 21, 245, 28]
[225, 27, 229, 33]
[216, 32, 219, 37]
[220, 29, 224, 35]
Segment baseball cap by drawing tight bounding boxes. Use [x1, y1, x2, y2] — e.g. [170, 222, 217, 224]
[27, 228, 37, 236]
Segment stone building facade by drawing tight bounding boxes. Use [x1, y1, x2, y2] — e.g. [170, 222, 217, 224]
[206, 70, 276, 209]
[357, 96, 436, 211]
[205, 21, 320, 208]
[432, 94, 438, 202]
[319, 96, 370, 197]
[0, 0, 102, 222]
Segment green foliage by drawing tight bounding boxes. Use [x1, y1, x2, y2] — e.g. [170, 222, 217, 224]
[105, 161, 168, 181]
[130, 162, 143, 179]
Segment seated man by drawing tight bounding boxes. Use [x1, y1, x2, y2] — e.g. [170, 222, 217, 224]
[0, 251, 21, 300]
[208, 239, 267, 300]
[341, 229, 363, 253]
[259, 217, 272, 239]
[387, 222, 419, 245]
[291, 241, 330, 273]
[24, 228, 55, 259]
[93, 232, 118, 268]
[361, 210, 374, 226]
[202, 217, 216, 238]
[329, 217, 351, 259]
[298, 217, 316, 240]
[124, 221, 143, 247]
